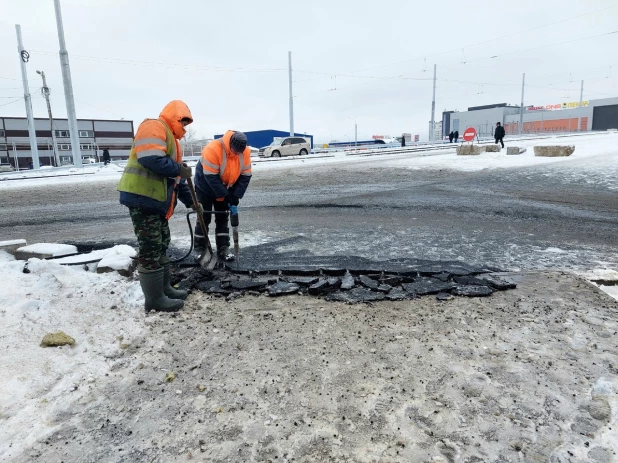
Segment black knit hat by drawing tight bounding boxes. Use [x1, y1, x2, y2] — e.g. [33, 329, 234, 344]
[230, 131, 247, 153]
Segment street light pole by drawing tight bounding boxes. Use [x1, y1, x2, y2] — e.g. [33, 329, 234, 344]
[36, 70, 60, 167]
[15, 24, 40, 170]
[347, 117, 357, 147]
[53, 0, 82, 167]
[288, 51, 294, 137]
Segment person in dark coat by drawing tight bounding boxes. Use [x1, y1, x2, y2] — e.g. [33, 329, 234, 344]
[448, 131, 454, 143]
[454, 130, 459, 143]
[102, 149, 111, 166]
[401, 135, 406, 148]
[495, 122, 506, 148]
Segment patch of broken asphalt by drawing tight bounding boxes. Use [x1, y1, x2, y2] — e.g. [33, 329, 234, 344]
[23, 271, 618, 463]
[170, 238, 516, 304]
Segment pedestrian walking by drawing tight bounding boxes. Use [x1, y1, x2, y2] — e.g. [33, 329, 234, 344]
[449, 131, 454, 143]
[495, 122, 505, 148]
[102, 149, 111, 166]
[454, 130, 459, 143]
[117, 100, 196, 313]
[193, 130, 252, 261]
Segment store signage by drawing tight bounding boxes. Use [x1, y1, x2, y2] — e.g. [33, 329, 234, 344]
[527, 101, 589, 111]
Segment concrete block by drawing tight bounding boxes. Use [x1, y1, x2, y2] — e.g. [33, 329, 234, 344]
[0, 239, 27, 255]
[534, 145, 575, 157]
[506, 146, 527, 155]
[456, 145, 483, 155]
[14, 243, 77, 260]
[484, 144, 502, 152]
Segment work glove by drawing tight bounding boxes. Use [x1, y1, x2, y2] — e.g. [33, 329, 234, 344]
[178, 162, 192, 179]
[192, 202, 204, 215]
[226, 194, 240, 206]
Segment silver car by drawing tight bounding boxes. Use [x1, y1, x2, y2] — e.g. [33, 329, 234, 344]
[259, 137, 310, 158]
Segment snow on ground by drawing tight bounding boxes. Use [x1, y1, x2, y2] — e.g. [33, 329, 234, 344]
[16, 243, 77, 257]
[2, 132, 616, 191]
[0, 250, 145, 458]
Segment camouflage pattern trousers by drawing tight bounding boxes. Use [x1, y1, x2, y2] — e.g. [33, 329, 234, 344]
[129, 207, 171, 271]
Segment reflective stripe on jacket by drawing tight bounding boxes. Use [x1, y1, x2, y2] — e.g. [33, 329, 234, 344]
[195, 130, 252, 200]
[118, 119, 178, 203]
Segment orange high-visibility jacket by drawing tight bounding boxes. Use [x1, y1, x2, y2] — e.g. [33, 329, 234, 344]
[196, 130, 252, 200]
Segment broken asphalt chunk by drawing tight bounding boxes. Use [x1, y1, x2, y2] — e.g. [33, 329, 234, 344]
[283, 276, 319, 286]
[326, 288, 386, 303]
[454, 275, 516, 290]
[385, 288, 411, 301]
[402, 277, 457, 296]
[359, 275, 379, 290]
[194, 280, 231, 296]
[229, 279, 268, 290]
[267, 281, 300, 296]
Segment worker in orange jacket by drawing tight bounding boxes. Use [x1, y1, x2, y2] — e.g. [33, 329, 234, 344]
[118, 100, 195, 312]
[193, 130, 252, 260]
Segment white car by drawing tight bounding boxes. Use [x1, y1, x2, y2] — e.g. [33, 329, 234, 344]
[0, 164, 14, 172]
[259, 137, 310, 158]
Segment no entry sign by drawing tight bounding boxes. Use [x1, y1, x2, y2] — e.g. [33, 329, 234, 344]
[463, 127, 477, 142]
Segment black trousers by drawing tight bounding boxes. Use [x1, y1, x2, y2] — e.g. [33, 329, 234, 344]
[495, 137, 504, 148]
[194, 190, 229, 250]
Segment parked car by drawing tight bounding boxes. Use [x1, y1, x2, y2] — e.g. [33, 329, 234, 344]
[82, 156, 97, 164]
[259, 137, 310, 158]
[0, 164, 14, 172]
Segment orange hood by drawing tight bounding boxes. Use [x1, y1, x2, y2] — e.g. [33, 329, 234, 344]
[159, 100, 193, 139]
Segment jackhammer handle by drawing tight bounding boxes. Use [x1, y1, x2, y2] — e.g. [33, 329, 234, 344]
[186, 178, 209, 241]
[229, 205, 239, 227]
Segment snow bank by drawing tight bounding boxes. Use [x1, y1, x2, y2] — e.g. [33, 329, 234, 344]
[0, 255, 146, 459]
[15, 243, 77, 259]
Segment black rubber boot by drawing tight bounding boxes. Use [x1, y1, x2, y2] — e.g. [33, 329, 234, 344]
[139, 267, 184, 312]
[161, 263, 188, 300]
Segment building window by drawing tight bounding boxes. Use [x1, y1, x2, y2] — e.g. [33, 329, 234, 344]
[80, 144, 93, 150]
[0, 144, 7, 151]
[0, 130, 5, 137]
[79, 130, 94, 138]
[59, 144, 71, 151]
[55, 130, 70, 138]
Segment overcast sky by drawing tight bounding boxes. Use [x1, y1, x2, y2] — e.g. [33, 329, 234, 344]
[1, 0, 617, 143]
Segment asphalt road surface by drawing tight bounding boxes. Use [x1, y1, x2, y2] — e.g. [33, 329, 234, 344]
[1, 153, 616, 273]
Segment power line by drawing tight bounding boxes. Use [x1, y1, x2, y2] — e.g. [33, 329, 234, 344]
[0, 97, 24, 107]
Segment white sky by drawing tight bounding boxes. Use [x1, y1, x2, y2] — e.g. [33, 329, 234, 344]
[1, 0, 617, 143]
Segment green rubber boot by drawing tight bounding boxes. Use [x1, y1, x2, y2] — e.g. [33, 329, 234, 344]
[161, 263, 189, 300]
[139, 267, 184, 312]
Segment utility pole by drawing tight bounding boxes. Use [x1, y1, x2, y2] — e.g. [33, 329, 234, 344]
[36, 70, 60, 167]
[519, 73, 525, 136]
[15, 25, 40, 170]
[288, 51, 294, 137]
[430, 64, 437, 142]
[578, 80, 584, 132]
[53, 0, 82, 167]
[354, 122, 357, 147]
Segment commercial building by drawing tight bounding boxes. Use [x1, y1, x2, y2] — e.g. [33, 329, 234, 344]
[428, 121, 443, 141]
[441, 97, 618, 138]
[0, 117, 134, 168]
[214, 129, 313, 149]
